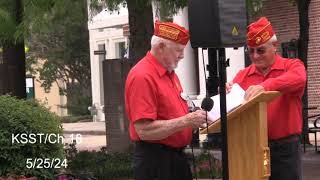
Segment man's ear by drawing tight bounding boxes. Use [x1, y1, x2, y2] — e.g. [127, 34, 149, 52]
[272, 42, 278, 50]
[271, 42, 278, 53]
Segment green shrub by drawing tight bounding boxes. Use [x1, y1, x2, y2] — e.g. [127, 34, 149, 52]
[0, 95, 64, 179]
[66, 147, 133, 179]
[66, 145, 223, 179]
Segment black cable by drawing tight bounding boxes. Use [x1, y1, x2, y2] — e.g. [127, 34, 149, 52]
[188, 48, 215, 180]
[205, 110, 214, 179]
[188, 100, 198, 180]
[201, 48, 215, 180]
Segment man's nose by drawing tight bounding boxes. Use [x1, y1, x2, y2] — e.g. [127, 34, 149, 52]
[252, 51, 261, 59]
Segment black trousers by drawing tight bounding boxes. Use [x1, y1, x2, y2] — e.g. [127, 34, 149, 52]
[269, 135, 302, 180]
[133, 141, 192, 180]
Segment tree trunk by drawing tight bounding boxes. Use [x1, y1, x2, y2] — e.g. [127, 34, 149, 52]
[296, 0, 310, 143]
[126, 0, 154, 64]
[0, 0, 26, 99]
[2, 43, 26, 99]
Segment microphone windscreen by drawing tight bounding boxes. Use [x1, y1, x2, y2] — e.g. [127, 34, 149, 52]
[201, 97, 214, 111]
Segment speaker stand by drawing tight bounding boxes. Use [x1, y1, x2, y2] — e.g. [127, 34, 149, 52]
[212, 48, 229, 180]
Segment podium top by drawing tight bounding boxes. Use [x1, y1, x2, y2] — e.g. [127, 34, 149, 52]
[200, 91, 281, 134]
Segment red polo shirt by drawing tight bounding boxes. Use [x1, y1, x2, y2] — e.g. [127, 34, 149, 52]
[233, 55, 306, 140]
[125, 52, 192, 148]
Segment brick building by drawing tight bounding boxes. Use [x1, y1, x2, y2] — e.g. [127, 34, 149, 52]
[261, 0, 320, 117]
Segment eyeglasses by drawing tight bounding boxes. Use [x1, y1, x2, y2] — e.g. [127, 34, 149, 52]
[246, 47, 267, 55]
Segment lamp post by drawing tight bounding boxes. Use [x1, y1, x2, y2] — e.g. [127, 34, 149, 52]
[287, 39, 298, 58]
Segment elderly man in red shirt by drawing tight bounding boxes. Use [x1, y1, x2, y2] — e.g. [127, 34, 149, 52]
[125, 21, 208, 180]
[227, 17, 306, 180]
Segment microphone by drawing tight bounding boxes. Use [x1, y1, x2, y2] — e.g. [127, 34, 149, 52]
[201, 97, 214, 111]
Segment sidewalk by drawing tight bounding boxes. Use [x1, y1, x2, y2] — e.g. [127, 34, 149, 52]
[63, 122, 320, 179]
[302, 150, 320, 180]
[63, 122, 106, 151]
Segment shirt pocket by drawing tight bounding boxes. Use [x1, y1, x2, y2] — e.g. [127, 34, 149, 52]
[157, 92, 182, 119]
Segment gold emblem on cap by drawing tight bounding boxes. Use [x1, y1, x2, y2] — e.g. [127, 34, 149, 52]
[247, 22, 271, 42]
[255, 37, 262, 44]
[261, 31, 270, 41]
[159, 25, 180, 41]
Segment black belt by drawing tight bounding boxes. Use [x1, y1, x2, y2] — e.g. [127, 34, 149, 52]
[269, 135, 300, 146]
[135, 141, 185, 153]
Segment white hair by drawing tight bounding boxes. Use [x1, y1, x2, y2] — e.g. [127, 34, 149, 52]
[268, 34, 278, 44]
[150, 35, 184, 49]
[151, 35, 173, 46]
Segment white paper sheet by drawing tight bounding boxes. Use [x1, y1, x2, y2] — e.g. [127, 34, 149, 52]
[205, 83, 245, 125]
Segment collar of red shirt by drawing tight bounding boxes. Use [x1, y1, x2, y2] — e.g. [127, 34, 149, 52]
[146, 51, 174, 77]
[248, 54, 286, 76]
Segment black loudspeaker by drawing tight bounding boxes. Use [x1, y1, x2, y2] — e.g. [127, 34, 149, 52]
[188, 0, 247, 48]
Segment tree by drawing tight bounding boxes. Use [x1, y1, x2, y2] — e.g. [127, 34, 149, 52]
[0, 0, 91, 114]
[0, 0, 26, 99]
[27, 0, 91, 115]
[0, 0, 66, 99]
[89, 0, 187, 64]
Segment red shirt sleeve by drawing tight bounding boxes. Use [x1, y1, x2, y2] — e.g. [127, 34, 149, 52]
[260, 59, 306, 95]
[126, 74, 157, 123]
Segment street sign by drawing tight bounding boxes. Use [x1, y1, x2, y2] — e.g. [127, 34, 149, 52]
[94, 50, 106, 55]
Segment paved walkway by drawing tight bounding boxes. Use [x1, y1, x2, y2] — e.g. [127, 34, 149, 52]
[63, 122, 320, 179]
[63, 122, 106, 151]
[302, 150, 320, 180]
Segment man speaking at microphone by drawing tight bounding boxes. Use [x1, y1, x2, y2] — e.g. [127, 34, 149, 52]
[125, 21, 209, 180]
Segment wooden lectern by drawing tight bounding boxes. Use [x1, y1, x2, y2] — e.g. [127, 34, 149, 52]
[200, 91, 281, 180]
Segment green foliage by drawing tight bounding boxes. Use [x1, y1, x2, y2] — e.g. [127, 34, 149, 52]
[28, 0, 90, 92]
[25, 57, 37, 75]
[90, 0, 187, 18]
[105, 0, 126, 11]
[0, 0, 63, 44]
[65, 95, 92, 116]
[0, 0, 91, 95]
[66, 147, 133, 179]
[61, 83, 91, 116]
[26, 0, 92, 115]
[246, 0, 263, 17]
[0, 95, 64, 179]
[157, 0, 187, 16]
[0, 2, 16, 43]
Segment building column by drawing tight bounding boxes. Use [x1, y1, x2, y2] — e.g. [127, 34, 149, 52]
[173, 8, 198, 97]
[89, 37, 105, 121]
